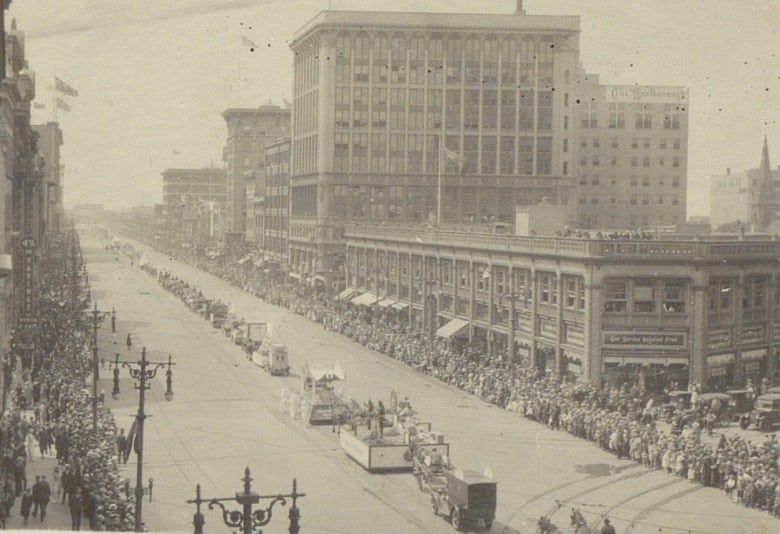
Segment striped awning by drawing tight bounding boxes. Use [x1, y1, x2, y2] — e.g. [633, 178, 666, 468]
[436, 318, 470, 339]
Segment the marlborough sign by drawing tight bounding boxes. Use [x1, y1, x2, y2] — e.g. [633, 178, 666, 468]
[606, 85, 688, 103]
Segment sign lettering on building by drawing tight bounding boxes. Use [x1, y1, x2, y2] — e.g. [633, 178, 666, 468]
[564, 323, 585, 346]
[741, 326, 765, 344]
[706, 329, 731, 350]
[603, 331, 687, 349]
[538, 318, 558, 340]
[605, 85, 688, 104]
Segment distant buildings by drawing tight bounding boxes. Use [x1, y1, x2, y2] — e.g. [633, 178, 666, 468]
[222, 104, 290, 248]
[288, 6, 690, 284]
[570, 82, 689, 229]
[262, 137, 290, 264]
[710, 137, 780, 231]
[32, 122, 64, 234]
[161, 167, 226, 207]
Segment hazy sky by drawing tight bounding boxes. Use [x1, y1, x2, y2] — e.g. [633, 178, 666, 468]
[11, 0, 780, 215]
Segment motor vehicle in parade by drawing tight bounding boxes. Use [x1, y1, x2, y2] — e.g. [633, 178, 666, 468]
[740, 393, 780, 432]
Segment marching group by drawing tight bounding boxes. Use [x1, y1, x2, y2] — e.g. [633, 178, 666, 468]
[0, 267, 136, 529]
[138, 240, 780, 521]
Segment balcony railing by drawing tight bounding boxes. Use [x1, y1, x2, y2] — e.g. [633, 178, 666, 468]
[345, 224, 780, 261]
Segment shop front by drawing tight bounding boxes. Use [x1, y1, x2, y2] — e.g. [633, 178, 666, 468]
[561, 349, 584, 383]
[739, 347, 767, 387]
[535, 342, 556, 374]
[601, 330, 690, 392]
[706, 352, 735, 391]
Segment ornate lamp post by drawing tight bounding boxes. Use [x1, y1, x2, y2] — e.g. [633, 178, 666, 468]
[88, 302, 112, 436]
[187, 467, 305, 534]
[112, 348, 175, 532]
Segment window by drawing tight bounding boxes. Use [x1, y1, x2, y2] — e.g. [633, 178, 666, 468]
[631, 156, 638, 167]
[611, 138, 619, 149]
[660, 139, 667, 149]
[709, 280, 734, 312]
[565, 278, 577, 308]
[476, 264, 489, 291]
[672, 157, 680, 168]
[631, 138, 638, 149]
[664, 104, 681, 129]
[441, 260, 452, 285]
[633, 280, 656, 313]
[743, 277, 767, 310]
[581, 102, 598, 128]
[643, 157, 650, 167]
[538, 273, 557, 304]
[630, 176, 638, 186]
[605, 281, 627, 312]
[635, 108, 652, 129]
[609, 103, 625, 128]
[458, 261, 469, 288]
[663, 282, 686, 313]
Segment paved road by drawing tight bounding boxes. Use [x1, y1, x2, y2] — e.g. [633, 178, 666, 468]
[85, 231, 770, 534]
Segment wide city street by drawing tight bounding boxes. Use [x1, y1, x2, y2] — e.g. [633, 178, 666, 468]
[83, 229, 770, 534]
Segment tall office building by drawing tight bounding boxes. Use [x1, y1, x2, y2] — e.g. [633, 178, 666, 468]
[571, 81, 689, 229]
[222, 103, 290, 246]
[161, 167, 226, 207]
[32, 122, 64, 234]
[263, 137, 291, 264]
[289, 6, 582, 281]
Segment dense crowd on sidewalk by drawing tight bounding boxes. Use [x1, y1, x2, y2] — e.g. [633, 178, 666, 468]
[135, 240, 780, 518]
[0, 274, 135, 530]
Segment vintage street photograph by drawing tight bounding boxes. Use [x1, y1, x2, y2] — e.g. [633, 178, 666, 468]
[0, 0, 777, 532]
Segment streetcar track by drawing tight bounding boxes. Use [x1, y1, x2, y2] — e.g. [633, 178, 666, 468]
[622, 484, 707, 534]
[586, 478, 684, 531]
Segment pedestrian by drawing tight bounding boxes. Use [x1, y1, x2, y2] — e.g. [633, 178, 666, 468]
[126, 333, 132, 350]
[600, 517, 616, 534]
[30, 476, 40, 518]
[117, 428, 127, 460]
[38, 475, 51, 522]
[68, 488, 82, 531]
[377, 400, 386, 438]
[19, 488, 32, 525]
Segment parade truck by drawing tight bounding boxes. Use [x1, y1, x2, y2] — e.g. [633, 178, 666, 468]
[301, 362, 349, 425]
[340, 420, 449, 473]
[209, 300, 229, 329]
[258, 343, 290, 376]
[413, 448, 496, 532]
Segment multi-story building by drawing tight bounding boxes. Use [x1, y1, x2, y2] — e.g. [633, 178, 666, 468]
[222, 104, 290, 248]
[32, 122, 63, 234]
[289, 5, 581, 282]
[710, 138, 780, 230]
[571, 81, 689, 229]
[161, 167, 226, 207]
[345, 225, 780, 390]
[263, 137, 290, 264]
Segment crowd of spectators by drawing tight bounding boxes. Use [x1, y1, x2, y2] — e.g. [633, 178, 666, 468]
[137, 240, 780, 518]
[0, 260, 135, 530]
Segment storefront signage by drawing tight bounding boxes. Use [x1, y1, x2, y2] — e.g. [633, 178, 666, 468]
[741, 326, 765, 344]
[744, 363, 761, 373]
[710, 367, 727, 377]
[538, 318, 558, 340]
[603, 331, 687, 349]
[706, 329, 731, 350]
[567, 362, 582, 375]
[741, 348, 767, 362]
[707, 353, 734, 366]
[605, 85, 687, 103]
[565, 323, 584, 346]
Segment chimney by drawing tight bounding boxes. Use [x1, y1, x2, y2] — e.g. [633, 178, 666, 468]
[515, 0, 526, 14]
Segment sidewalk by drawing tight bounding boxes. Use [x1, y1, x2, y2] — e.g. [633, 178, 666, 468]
[6, 456, 73, 531]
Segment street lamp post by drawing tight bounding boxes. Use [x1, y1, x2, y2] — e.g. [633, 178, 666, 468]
[89, 302, 112, 436]
[187, 467, 305, 534]
[112, 348, 175, 532]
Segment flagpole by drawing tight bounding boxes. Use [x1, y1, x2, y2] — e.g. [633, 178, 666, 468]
[237, 38, 241, 107]
[437, 136, 442, 227]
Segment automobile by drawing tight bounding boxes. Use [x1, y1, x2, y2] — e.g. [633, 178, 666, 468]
[725, 389, 755, 419]
[766, 386, 780, 394]
[740, 394, 780, 432]
[426, 467, 496, 531]
[696, 392, 733, 425]
[661, 390, 693, 421]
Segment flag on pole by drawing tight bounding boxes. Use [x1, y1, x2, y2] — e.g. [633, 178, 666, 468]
[441, 143, 465, 172]
[55, 97, 71, 112]
[54, 77, 79, 97]
[33, 102, 46, 109]
[241, 35, 257, 48]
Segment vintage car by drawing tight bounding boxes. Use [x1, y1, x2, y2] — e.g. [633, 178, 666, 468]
[428, 468, 496, 531]
[740, 394, 780, 432]
[661, 390, 693, 421]
[696, 392, 733, 425]
[725, 389, 755, 419]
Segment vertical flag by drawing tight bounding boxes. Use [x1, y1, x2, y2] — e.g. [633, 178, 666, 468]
[54, 77, 79, 97]
[441, 143, 465, 173]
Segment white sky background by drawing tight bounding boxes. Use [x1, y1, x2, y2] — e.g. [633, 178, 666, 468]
[11, 0, 780, 216]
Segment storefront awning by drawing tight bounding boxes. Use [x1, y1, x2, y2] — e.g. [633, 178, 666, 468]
[436, 318, 470, 339]
[338, 287, 359, 301]
[376, 298, 397, 308]
[604, 356, 689, 365]
[741, 348, 767, 361]
[351, 292, 378, 306]
[391, 300, 410, 311]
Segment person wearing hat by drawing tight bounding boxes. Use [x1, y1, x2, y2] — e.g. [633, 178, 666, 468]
[19, 487, 32, 525]
[69, 487, 82, 531]
[601, 517, 616, 534]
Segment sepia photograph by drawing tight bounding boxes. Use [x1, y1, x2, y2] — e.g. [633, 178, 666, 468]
[0, 0, 778, 532]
